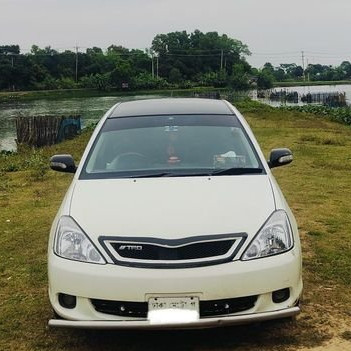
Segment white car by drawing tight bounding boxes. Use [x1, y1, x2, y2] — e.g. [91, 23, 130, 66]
[48, 98, 302, 329]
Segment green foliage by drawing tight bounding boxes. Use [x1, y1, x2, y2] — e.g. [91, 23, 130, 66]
[1, 35, 351, 92]
[256, 70, 274, 89]
[279, 105, 351, 126]
[0, 151, 21, 172]
[80, 73, 112, 91]
[0, 45, 20, 54]
[195, 71, 224, 87]
[56, 77, 77, 89]
[132, 73, 169, 90]
[109, 60, 133, 88]
[228, 64, 250, 90]
[151, 30, 251, 83]
[262, 60, 351, 83]
[235, 99, 275, 114]
[32, 76, 78, 90]
[25, 149, 48, 180]
[168, 67, 183, 83]
[0, 147, 47, 180]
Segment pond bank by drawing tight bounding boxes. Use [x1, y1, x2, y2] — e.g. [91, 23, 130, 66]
[0, 87, 225, 104]
[273, 80, 351, 87]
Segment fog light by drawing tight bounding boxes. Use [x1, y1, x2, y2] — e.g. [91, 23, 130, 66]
[272, 288, 290, 303]
[58, 293, 77, 309]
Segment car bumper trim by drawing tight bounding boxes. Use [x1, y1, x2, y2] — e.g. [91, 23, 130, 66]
[48, 306, 300, 329]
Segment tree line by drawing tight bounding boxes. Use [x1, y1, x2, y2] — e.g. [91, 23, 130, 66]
[261, 61, 351, 84]
[1, 30, 350, 92]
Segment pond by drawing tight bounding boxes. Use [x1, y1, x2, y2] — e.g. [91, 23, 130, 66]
[0, 94, 168, 151]
[254, 84, 351, 107]
[1, 85, 351, 151]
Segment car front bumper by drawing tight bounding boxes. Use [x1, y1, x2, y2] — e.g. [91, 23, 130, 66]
[48, 247, 302, 328]
[48, 306, 300, 329]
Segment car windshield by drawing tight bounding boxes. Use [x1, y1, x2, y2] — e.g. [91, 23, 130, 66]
[80, 114, 263, 179]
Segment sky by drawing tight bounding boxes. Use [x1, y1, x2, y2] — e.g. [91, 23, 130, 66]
[1, 0, 351, 68]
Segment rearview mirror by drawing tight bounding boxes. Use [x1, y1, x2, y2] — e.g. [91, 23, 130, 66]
[50, 154, 77, 173]
[268, 148, 293, 169]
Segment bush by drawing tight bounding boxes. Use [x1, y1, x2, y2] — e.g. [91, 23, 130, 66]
[25, 149, 48, 180]
[133, 73, 170, 90]
[0, 151, 21, 172]
[57, 77, 77, 89]
[279, 105, 351, 126]
[79, 73, 112, 91]
[256, 71, 274, 89]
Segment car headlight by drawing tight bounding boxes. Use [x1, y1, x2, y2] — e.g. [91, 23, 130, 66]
[54, 216, 106, 264]
[242, 210, 293, 260]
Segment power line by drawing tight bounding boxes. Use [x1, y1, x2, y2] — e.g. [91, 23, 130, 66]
[251, 51, 300, 56]
[165, 53, 222, 57]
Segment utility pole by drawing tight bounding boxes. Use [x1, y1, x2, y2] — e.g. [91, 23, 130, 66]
[7, 52, 15, 91]
[11, 55, 15, 91]
[151, 52, 154, 78]
[301, 51, 305, 81]
[75, 45, 79, 83]
[220, 50, 224, 70]
[156, 55, 159, 78]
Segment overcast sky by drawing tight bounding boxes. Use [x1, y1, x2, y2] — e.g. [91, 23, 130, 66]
[1, 0, 350, 68]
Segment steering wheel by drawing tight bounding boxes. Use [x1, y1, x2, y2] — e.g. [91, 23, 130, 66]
[109, 152, 149, 170]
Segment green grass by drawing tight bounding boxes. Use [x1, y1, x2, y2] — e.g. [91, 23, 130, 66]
[1, 102, 351, 350]
[279, 105, 351, 126]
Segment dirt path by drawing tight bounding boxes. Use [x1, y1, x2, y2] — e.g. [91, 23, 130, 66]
[301, 339, 351, 351]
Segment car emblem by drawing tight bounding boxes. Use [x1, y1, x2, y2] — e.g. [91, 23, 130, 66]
[118, 245, 143, 251]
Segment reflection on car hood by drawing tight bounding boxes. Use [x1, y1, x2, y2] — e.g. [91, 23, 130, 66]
[70, 175, 275, 240]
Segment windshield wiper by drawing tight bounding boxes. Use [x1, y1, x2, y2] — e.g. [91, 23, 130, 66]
[116, 168, 263, 178]
[118, 172, 179, 178]
[209, 167, 264, 176]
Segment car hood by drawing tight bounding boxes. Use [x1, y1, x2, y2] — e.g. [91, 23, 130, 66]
[69, 175, 275, 240]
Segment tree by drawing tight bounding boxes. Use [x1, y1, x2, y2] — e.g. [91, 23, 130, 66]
[0, 45, 20, 54]
[3, 35, 350, 92]
[340, 61, 351, 78]
[168, 67, 182, 83]
[262, 62, 274, 74]
[257, 70, 274, 89]
[229, 64, 250, 90]
[151, 30, 251, 81]
[109, 59, 133, 88]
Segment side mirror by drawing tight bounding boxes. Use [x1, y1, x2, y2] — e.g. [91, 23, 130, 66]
[268, 148, 293, 169]
[50, 154, 77, 173]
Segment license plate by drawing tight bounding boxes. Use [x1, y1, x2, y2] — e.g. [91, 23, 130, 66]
[148, 296, 199, 324]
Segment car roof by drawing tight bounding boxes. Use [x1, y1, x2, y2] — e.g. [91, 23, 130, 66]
[109, 98, 234, 118]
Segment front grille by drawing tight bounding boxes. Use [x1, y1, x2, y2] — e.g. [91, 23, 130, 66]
[99, 233, 247, 268]
[200, 296, 258, 317]
[111, 240, 235, 261]
[91, 295, 258, 318]
[91, 299, 148, 318]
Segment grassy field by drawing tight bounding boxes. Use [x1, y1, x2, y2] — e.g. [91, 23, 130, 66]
[1, 101, 351, 350]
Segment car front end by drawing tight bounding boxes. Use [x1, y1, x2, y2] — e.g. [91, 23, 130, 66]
[48, 98, 302, 329]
